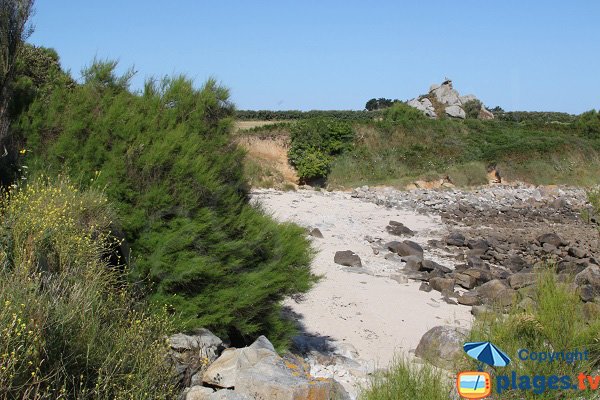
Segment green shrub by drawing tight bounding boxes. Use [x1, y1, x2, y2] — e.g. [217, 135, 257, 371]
[14, 60, 316, 348]
[288, 118, 354, 181]
[360, 357, 450, 400]
[0, 177, 178, 399]
[383, 102, 425, 122]
[462, 99, 482, 119]
[577, 109, 600, 138]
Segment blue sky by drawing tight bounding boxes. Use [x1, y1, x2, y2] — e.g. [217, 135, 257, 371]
[30, 1, 599, 113]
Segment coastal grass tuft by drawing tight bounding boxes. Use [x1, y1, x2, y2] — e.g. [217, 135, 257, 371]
[0, 177, 178, 399]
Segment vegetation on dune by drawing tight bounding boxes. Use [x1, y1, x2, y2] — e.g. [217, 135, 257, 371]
[288, 118, 354, 182]
[0, 178, 178, 399]
[359, 357, 450, 400]
[463, 272, 600, 399]
[12, 60, 316, 348]
[239, 114, 600, 189]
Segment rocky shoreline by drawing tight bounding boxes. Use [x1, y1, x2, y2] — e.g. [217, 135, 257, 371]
[173, 184, 599, 399]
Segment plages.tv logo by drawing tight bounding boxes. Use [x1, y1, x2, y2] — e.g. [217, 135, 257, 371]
[457, 341, 511, 399]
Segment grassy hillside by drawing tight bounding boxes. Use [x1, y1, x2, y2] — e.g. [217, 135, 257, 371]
[239, 106, 600, 188]
[11, 60, 316, 348]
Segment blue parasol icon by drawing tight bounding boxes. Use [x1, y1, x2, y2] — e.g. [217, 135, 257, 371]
[464, 341, 511, 369]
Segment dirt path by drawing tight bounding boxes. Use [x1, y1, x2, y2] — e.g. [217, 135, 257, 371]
[251, 189, 472, 368]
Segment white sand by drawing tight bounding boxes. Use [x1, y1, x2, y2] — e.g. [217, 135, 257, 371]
[252, 189, 472, 368]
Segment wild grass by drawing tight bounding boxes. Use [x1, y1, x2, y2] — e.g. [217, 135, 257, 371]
[0, 177, 177, 399]
[359, 357, 451, 400]
[327, 119, 600, 188]
[462, 272, 600, 399]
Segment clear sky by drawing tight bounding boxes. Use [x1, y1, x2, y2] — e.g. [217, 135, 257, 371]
[29, 1, 599, 113]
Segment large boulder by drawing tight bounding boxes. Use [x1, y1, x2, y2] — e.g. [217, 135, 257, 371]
[575, 265, 600, 289]
[537, 233, 567, 247]
[415, 326, 469, 370]
[445, 105, 466, 119]
[476, 279, 517, 307]
[334, 250, 362, 268]
[429, 277, 455, 293]
[431, 80, 461, 105]
[203, 336, 277, 388]
[508, 273, 537, 290]
[203, 336, 347, 400]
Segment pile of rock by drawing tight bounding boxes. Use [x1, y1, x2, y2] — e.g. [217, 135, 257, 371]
[169, 330, 366, 400]
[351, 185, 586, 217]
[408, 230, 600, 310]
[406, 78, 494, 120]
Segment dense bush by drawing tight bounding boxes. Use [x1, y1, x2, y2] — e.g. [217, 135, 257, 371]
[14, 61, 315, 347]
[327, 118, 600, 188]
[288, 118, 354, 181]
[577, 109, 600, 138]
[382, 102, 425, 123]
[236, 109, 380, 121]
[495, 111, 577, 124]
[0, 177, 178, 399]
[462, 99, 482, 119]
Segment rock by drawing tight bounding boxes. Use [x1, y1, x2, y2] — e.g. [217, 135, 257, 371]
[431, 80, 461, 105]
[579, 285, 596, 302]
[420, 259, 452, 274]
[386, 221, 415, 236]
[446, 232, 466, 247]
[452, 272, 477, 289]
[445, 105, 466, 119]
[334, 251, 362, 268]
[468, 239, 490, 253]
[575, 265, 600, 290]
[185, 386, 215, 400]
[309, 228, 324, 238]
[476, 279, 517, 307]
[467, 256, 487, 270]
[457, 292, 481, 306]
[384, 252, 403, 262]
[537, 233, 567, 247]
[504, 254, 529, 272]
[414, 326, 468, 370]
[387, 240, 424, 258]
[583, 302, 600, 320]
[542, 242, 557, 253]
[203, 336, 277, 388]
[429, 277, 455, 293]
[419, 282, 432, 292]
[569, 247, 587, 259]
[462, 268, 493, 284]
[403, 255, 422, 271]
[169, 328, 225, 386]
[442, 296, 458, 305]
[208, 389, 255, 399]
[508, 273, 537, 290]
[236, 366, 347, 400]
